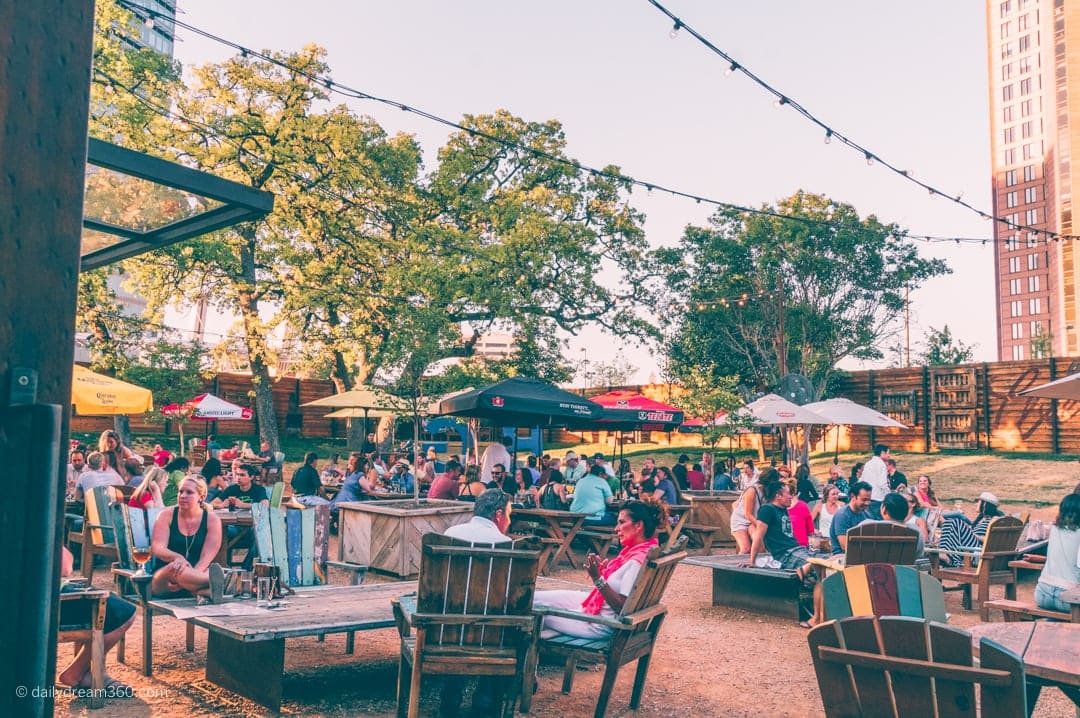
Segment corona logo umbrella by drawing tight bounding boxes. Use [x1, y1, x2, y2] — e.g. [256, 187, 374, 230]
[71, 365, 153, 415]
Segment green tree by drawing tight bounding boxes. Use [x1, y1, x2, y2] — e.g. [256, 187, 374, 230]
[918, 325, 976, 366]
[657, 191, 950, 397]
[676, 366, 755, 455]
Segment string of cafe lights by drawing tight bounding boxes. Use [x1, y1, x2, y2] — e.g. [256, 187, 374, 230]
[113, 0, 1012, 246]
[648, 0, 1080, 246]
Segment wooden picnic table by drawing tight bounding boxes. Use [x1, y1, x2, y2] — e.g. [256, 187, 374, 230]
[968, 621, 1080, 716]
[509, 507, 588, 574]
[152, 576, 580, 711]
[213, 509, 253, 567]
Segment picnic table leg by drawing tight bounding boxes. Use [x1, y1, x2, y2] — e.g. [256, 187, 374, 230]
[205, 632, 286, 711]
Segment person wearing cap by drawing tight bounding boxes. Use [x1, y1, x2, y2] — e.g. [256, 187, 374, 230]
[592, 452, 616, 480]
[390, 459, 415, 494]
[936, 491, 1006, 566]
[563, 451, 587, 484]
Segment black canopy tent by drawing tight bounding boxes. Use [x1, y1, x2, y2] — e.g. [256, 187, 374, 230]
[437, 377, 604, 466]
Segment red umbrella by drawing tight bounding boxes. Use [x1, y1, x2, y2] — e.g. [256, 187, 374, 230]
[587, 390, 684, 431]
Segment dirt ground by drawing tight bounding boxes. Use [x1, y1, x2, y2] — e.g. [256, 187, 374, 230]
[53, 498, 1075, 718]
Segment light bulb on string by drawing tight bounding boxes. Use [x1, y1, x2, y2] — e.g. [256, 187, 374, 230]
[774, 96, 788, 109]
[724, 62, 739, 77]
[145, 17, 154, 29]
[824, 129, 833, 145]
[865, 152, 875, 166]
[669, 21, 682, 39]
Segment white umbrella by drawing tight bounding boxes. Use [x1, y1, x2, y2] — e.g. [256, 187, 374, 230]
[739, 393, 830, 425]
[1017, 371, 1080, 401]
[802, 397, 908, 428]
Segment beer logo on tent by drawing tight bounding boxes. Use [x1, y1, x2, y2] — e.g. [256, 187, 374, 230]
[491, 396, 505, 407]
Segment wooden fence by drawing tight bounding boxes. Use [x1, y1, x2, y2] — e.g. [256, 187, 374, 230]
[71, 359, 1080, 455]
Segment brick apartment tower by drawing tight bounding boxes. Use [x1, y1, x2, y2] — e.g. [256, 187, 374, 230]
[988, 0, 1080, 360]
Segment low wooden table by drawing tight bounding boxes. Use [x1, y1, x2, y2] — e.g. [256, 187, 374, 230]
[509, 508, 587, 574]
[151, 581, 415, 710]
[213, 509, 254, 567]
[684, 553, 803, 620]
[969, 621, 1080, 716]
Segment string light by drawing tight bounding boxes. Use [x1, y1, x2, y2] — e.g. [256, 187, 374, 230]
[774, 96, 788, 109]
[643, 0, 1059, 242]
[668, 20, 682, 39]
[112, 0, 1063, 247]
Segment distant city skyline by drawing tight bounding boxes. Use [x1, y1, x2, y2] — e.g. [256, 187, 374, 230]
[167, 1, 998, 384]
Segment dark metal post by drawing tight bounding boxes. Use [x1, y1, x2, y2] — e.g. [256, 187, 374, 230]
[922, 366, 932, 453]
[982, 363, 993, 451]
[0, 2, 95, 715]
[1049, 359, 1060, 454]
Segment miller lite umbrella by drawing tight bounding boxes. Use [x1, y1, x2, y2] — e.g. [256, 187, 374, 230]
[438, 376, 602, 426]
[586, 390, 684, 431]
[161, 393, 253, 420]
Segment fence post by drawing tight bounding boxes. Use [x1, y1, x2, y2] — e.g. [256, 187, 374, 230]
[1050, 359, 1060, 455]
[982, 363, 992, 451]
[867, 370, 876, 452]
[922, 366, 931, 453]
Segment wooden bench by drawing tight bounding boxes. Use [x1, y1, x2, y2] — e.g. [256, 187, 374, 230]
[683, 553, 805, 620]
[681, 524, 722, 555]
[57, 587, 108, 709]
[983, 598, 1078, 623]
[576, 526, 619, 557]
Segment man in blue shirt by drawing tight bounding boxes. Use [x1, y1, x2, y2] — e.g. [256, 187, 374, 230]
[570, 464, 614, 525]
[830, 481, 873, 554]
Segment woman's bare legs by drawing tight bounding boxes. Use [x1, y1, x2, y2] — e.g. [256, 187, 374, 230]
[733, 528, 751, 554]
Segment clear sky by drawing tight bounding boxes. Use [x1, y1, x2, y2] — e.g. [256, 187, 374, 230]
[172, 0, 993, 384]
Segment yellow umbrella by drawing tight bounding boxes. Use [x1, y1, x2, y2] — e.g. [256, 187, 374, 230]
[71, 365, 153, 415]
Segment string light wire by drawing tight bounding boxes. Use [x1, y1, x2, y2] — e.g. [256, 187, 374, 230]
[111, 0, 1010, 246]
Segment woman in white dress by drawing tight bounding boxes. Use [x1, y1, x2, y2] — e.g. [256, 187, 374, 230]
[533, 499, 667, 640]
[812, 484, 843, 545]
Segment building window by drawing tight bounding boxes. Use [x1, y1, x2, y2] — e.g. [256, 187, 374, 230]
[1025, 208, 1039, 224]
[1027, 231, 1039, 247]
[1021, 121, 1033, 138]
[1028, 275, 1040, 292]
[1006, 191, 1018, 207]
[1005, 169, 1017, 186]
[1019, 55, 1032, 73]
[1024, 186, 1037, 203]
[1029, 297, 1041, 314]
[1030, 320, 1043, 336]
[1022, 143, 1033, 160]
[1011, 300, 1023, 317]
[1018, 35, 1030, 52]
[1010, 278, 1022, 295]
[1004, 127, 1016, 144]
[1005, 148, 1017, 165]
[1005, 212, 1020, 228]
[1001, 1, 1012, 17]
[1018, 14, 1029, 30]
[1002, 43, 1014, 59]
[1023, 164, 1036, 181]
[1012, 323, 1024, 339]
[1027, 253, 1039, 270]
[1006, 234, 1019, 250]
[1021, 99, 1032, 117]
[1003, 84, 1014, 101]
[1009, 256, 1021, 273]
[1012, 344, 1025, 360]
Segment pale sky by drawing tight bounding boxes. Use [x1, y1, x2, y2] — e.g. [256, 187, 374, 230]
[171, 0, 994, 384]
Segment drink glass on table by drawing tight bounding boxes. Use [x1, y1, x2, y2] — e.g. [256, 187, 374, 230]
[132, 544, 152, 576]
[257, 577, 272, 607]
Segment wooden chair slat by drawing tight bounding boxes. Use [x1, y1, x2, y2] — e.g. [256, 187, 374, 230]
[878, 618, 935, 716]
[927, 621, 979, 716]
[836, 616, 894, 711]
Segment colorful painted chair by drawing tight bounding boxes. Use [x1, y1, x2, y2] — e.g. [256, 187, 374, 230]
[822, 563, 947, 623]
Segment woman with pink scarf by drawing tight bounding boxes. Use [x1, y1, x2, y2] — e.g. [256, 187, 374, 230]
[534, 499, 667, 639]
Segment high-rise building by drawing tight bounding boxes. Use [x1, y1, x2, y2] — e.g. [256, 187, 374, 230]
[987, 0, 1080, 360]
[122, 0, 177, 57]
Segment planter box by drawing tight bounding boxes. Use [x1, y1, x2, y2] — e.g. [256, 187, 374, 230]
[682, 491, 741, 546]
[337, 499, 473, 578]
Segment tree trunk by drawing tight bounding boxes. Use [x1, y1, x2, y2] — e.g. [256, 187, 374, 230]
[113, 415, 132, 450]
[237, 235, 280, 452]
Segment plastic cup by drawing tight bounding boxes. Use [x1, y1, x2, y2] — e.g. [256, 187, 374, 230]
[257, 577, 271, 607]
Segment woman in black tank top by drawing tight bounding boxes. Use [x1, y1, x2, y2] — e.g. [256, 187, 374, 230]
[150, 475, 224, 598]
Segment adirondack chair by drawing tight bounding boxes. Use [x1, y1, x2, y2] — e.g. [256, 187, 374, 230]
[393, 533, 544, 718]
[808, 616, 1027, 717]
[821, 563, 947, 623]
[108, 502, 194, 675]
[532, 536, 688, 718]
[67, 486, 120, 581]
[57, 587, 109, 709]
[845, 522, 920, 566]
[928, 516, 1025, 619]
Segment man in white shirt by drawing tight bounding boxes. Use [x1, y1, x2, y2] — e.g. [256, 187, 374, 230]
[861, 444, 891, 520]
[74, 451, 124, 500]
[563, 451, 587, 484]
[479, 436, 513, 484]
[444, 489, 513, 545]
[592, 452, 616, 479]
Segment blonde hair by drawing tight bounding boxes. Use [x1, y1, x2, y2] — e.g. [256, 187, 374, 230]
[131, 466, 167, 504]
[180, 475, 208, 502]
